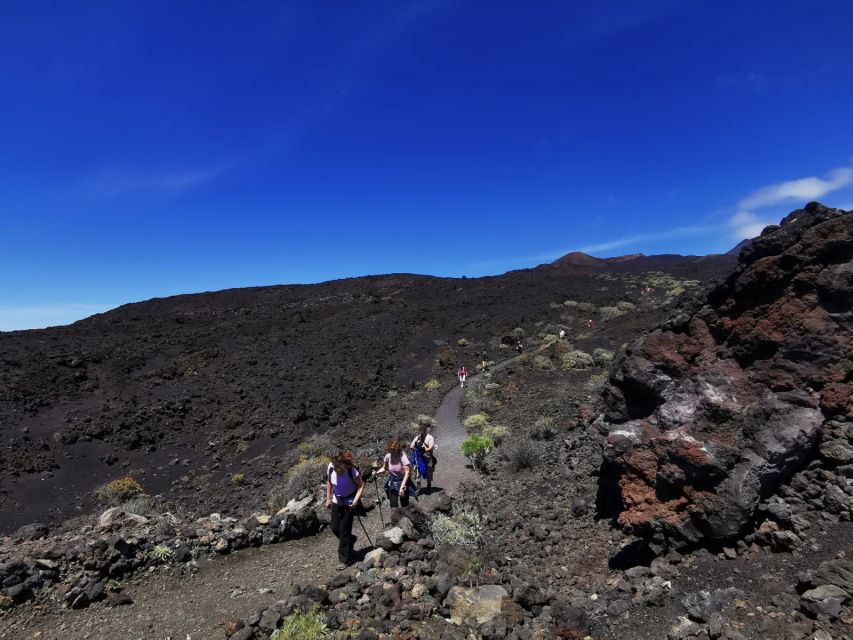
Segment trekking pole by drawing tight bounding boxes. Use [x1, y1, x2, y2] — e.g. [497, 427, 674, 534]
[370, 463, 386, 527]
[355, 513, 373, 547]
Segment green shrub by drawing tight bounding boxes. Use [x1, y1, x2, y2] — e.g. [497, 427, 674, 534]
[531, 417, 556, 440]
[561, 350, 594, 371]
[96, 476, 144, 505]
[563, 300, 579, 307]
[413, 414, 437, 429]
[511, 327, 525, 339]
[457, 338, 469, 347]
[482, 424, 509, 445]
[533, 355, 555, 370]
[505, 436, 538, 472]
[430, 508, 482, 548]
[297, 433, 334, 463]
[599, 306, 624, 321]
[593, 348, 614, 366]
[463, 413, 490, 431]
[0, 594, 13, 609]
[424, 378, 441, 392]
[542, 334, 559, 344]
[462, 434, 494, 471]
[271, 605, 329, 640]
[152, 544, 173, 563]
[231, 473, 246, 485]
[616, 301, 636, 313]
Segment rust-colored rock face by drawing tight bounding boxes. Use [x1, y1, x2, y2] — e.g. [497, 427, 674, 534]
[599, 202, 852, 550]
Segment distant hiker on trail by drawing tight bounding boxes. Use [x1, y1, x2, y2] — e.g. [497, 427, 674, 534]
[481, 350, 488, 371]
[457, 365, 467, 388]
[374, 438, 414, 508]
[516, 340, 523, 354]
[587, 319, 595, 330]
[325, 450, 365, 570]
[559, 329, 566, 340]
[410, 424, 436, 493]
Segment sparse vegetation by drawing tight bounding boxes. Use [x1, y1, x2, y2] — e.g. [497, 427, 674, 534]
[0, 594, 13, 609]
[297, 433, 334, 463]
[231, 472, 246, 485]
[412, 414, 437, 429]
[511, 327, 525, 339]
[268, 457, 327, 512]
[105, 579, 122, 592]
[462, 434, 494, 471]
[271, 605, 330, 640]
[424, 378, 441, 392]
[598, 306, 624, 321]
[430, 507, 483, 548]
[533, 354, 555, 370]
[457, 338, 469, 347]
[152, 544, 174, 563]
[96, 476, 144, 505]
[504, 435, 538, 472]
[561, 350, 595, 370]
[593, 348, 614, 366]
[531, 416, 556, 440]
[463, 412, 490, 431]
[482, 424, 509, 445]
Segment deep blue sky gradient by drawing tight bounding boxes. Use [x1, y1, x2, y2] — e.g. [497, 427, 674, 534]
[2, 1, 853, 329]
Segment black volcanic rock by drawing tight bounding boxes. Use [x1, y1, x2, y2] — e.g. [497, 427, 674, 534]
[598, 202, 852, 550]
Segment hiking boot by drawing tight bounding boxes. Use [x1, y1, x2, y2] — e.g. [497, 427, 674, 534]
[336, 562, 347, 571]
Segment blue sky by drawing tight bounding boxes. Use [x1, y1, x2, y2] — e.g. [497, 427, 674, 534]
[2, 1, 853, 330]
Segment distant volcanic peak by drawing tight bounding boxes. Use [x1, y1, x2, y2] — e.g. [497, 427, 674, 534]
[726, 239, 752, 256]
[552, 251, 610, 269]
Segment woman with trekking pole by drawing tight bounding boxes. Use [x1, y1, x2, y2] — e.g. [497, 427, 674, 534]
[325, 451, 365, 570]
[373, 438, 415, 508]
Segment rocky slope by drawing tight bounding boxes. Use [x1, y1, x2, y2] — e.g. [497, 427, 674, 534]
[598, 202, 852, 553]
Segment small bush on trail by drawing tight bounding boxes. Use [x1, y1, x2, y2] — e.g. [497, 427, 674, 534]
[96, 476, 144, 505]
[504, 436, 538, 472]
[593, 348, 614, 366]
[511, 327, 525, 339]
[599, 306, 624, 322]
[462, 434, 494, 471]
[152, 544, 173, 563]
[457, 338, 469, 347]
[533, 355, 555, 370]
[413, 414, 437, 429]
[561, 350, 594, 371]
[531, 416, 556, 440]
[231, 473, 246, 485]
[0, 594, 13, 609]
[482, 424, 509, 445]
[463, 413, 490, 432]
[424, 378, 441, 391]
[271, 605, 329, 640]
[430, 507, 482, 548]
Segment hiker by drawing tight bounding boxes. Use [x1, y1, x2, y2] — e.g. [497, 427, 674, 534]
[325, 450, 365, 570]
[587, 319, 595, 330]
[559, 329, 566, 340]
[374, 438, 414, 508]
[457, 365, 467, 388]
[516, 340, 523, 354]
[481, 350, 488, 371]
[410, 423, 436, 493]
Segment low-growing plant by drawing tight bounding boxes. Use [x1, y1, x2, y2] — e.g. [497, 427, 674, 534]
[593, 348, 614, 366]
[484, 382, 500, 393]
[430, 507, 483, 548]
[96, 476, 144, 505]
[482, 424, 509, 445]
[271, 605, 329, 640]
[105, 579, 122, 592]
[231, 473, 246, 485]
[412, 414, 437, 429]
[0, 594, 13, 609]
[457, 338, 469, 347]
[463, 412, 490, 432]
[297, 433, 335, 463]
[121, 495, 155, 517]
[424, 378, 441, 392]
[561, 350, 594, 371]
[462, 434, 494, 471]
[152, 544, 173, 562]
[511, 327, 525, 339]
[599, 306, 625, 322]
[504, 436, 538, 472]
[533, 355, 555, 370]
[531, 416, 556, 440]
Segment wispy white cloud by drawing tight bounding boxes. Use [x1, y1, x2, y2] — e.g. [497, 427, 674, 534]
[0, 303, 115, 332]
[84, 163, 232, 199]
[729, 165, 853, 240]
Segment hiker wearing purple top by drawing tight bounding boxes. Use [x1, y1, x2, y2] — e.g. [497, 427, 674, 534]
[325, 450, 365, 570]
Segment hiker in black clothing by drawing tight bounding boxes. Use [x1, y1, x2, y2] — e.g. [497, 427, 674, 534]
[410, 424, 436, 493]
[325, 450, 365, 570]
[481, 350, 488, 371]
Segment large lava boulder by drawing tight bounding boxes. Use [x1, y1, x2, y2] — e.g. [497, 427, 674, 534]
[598, 202, 852, 551]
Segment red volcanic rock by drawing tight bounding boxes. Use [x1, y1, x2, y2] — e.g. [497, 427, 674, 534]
[599, 202, 852, 551]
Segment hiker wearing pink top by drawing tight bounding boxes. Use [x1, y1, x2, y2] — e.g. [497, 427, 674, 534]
[457, 365, 468, 388]
[587, 319, 595, 330]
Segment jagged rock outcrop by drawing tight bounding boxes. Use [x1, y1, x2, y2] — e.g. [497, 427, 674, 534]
[598, 202, 852, 552]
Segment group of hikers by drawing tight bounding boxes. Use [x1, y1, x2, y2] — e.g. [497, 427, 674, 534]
[324, 422, 437, 569]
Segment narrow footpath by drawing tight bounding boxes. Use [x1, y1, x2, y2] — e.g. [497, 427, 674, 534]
[0, 366, 496, 640]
